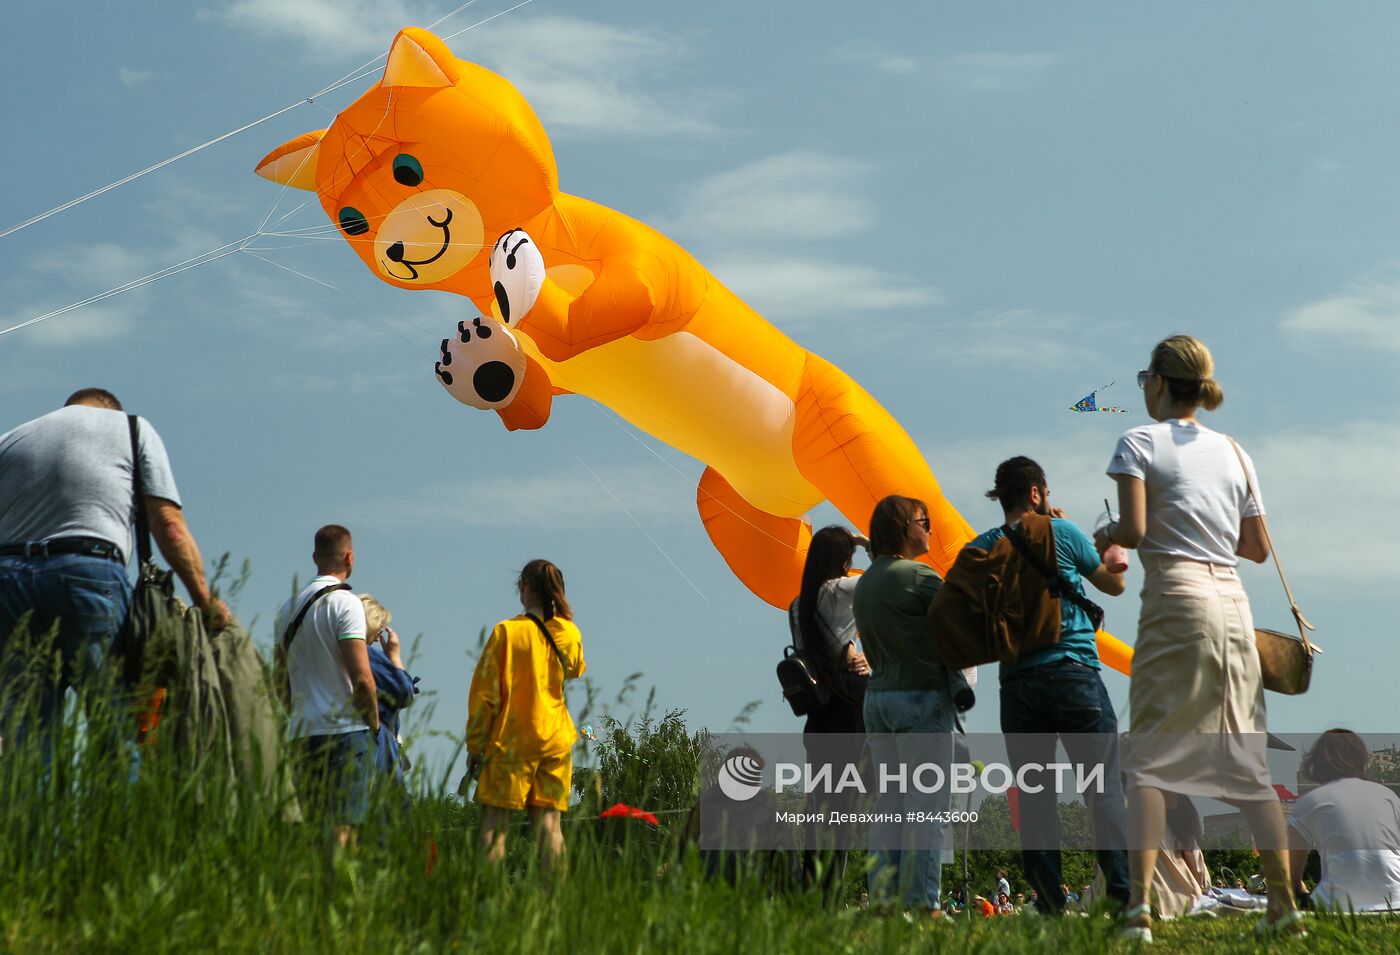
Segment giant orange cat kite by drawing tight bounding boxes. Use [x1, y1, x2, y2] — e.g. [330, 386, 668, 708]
[256, 27, 1132, 673]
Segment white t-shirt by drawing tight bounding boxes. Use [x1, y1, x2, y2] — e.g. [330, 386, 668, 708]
[1106, 419, 1263, 566]
[275, 575, 367, 739]
[1288, 777, 1400, 912]
[817, 576, 858, 647]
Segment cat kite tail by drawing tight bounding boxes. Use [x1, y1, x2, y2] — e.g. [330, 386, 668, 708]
[254, 27, 1133, 675]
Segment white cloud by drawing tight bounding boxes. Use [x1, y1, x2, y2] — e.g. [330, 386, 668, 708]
[937, 51, 1059, 94]
[658, 152, 943, 321]
[471, 16, 710, 135]
[3, 303, 139, 347]
[33, 241, 150, 288]
[705, 255, 943, 320]
[213, 0, 418, 59]
[373, 463, 685, 531]
[945, 308, 1094, 365]
[664, 152, 873, 243]
[834, 42, 920, 76]
[1284, 280, 1400, 352]
[118, 68, 152, 88]
[1307, 155, 1346, 181]
[1244, 419, 1400, 591]
[213, 4, 708, 135]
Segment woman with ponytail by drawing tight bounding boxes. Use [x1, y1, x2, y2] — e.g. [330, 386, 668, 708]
[467, 559, 586, 879]
[1099, 335, 1302, 941]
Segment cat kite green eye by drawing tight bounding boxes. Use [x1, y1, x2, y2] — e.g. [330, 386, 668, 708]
[338, 207, 370, 236]
[393, 154, 424, 187]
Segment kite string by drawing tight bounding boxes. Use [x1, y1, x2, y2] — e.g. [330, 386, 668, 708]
[0, 236, 254, 338]
[3, 0, 529, 339]
[441, 0, 536, 40]
[237, 249, 437, 362]
[587, 401, 809, 556]
[573, 453, 712, 605]
[0, 0, 495, 243]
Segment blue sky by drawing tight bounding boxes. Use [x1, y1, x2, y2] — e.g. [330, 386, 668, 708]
[2, 1, 1396, 778]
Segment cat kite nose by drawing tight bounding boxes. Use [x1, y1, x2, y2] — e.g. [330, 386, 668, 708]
[386, 241, 406, 262]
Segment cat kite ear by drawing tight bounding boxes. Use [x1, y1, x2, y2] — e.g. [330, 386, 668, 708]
[380, 28, 455, 90]
[254, 129, 326, 191]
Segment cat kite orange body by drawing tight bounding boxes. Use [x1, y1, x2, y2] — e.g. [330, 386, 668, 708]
[256, 27, 1132, 674]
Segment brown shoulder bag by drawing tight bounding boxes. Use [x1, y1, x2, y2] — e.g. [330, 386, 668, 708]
[1228, 437, 1320, 694]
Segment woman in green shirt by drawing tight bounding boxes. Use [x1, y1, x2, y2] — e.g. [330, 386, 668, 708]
[853, 495, 955, 916]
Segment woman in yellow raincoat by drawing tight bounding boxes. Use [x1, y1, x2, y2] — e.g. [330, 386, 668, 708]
[467, 559, 586, 877]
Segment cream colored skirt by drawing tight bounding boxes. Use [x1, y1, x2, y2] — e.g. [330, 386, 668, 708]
[1124, 554, 1274, 801]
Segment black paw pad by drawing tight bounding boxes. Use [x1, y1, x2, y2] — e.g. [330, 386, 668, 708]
[435, 362, 453, 386]
[472, 317, 492, 339]
[473, 361, 515, 404]
[494, 282, 510, 323]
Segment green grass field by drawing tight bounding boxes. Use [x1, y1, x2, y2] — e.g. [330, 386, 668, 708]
[0, 622, 1390, 955]
[2, 719, 1394, 955]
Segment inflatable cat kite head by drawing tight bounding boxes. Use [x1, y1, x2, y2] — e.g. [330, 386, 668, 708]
[255, 28, 558, 295]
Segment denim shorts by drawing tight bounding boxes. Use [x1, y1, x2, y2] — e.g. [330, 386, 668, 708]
[294, 730, 373, 826]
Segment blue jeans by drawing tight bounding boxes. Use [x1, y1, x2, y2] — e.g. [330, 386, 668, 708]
[0, 553, 132, 763]
[295, 730, 374, 827]
[1000, 658, 1131, 912]
[863, 687, 954, 910]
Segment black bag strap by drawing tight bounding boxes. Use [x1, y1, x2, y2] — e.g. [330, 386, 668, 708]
[1002, 521, 1105, 632]
[127, 414, 152, 566]
[282, 583, 353, 651]
[525, 612, 571, 675]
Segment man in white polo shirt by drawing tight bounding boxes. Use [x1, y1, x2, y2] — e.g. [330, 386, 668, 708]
[275, 524, 378, 846]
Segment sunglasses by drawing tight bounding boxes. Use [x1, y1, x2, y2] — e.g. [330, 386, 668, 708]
[1137, 369, 1156, 389]
[909, 516, 931, 530]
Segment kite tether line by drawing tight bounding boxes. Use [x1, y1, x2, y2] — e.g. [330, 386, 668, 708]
[0, 0, 490, 243]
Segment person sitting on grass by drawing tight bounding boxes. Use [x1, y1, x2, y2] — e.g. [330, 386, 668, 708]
[467, 559, 586, 882]
[1288, 729, 1400, 913]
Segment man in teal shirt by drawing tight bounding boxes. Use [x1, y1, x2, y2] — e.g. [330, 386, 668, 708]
[969, 457, 1128, 916]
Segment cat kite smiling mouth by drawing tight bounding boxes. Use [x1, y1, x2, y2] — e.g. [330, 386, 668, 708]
[252, 26, 1136, 676]
[383, 207, 454, 281]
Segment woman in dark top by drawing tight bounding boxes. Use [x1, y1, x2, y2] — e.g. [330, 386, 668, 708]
[789, 525, 871, 734]
[789, 525, 871, 902]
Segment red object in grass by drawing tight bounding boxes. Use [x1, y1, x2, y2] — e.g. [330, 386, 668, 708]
[425, 835, 439, 876]
[1273, 784, 1299, 802]
[600, 802, 660, 826]
[1008, 786, 1021, 833]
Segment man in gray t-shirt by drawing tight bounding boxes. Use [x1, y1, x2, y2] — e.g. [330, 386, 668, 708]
[0, 387, 226, 754]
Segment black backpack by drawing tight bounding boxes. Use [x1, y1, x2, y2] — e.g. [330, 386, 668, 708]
[777, 646, 831, 717]
[776, 601, 833, 717]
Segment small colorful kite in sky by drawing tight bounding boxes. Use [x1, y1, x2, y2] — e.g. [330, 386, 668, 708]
[1070, 381, 1130, 414]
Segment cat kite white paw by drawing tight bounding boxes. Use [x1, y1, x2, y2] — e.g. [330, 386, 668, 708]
[489, 228, 545, 324]
[434, 316, 526, 410]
